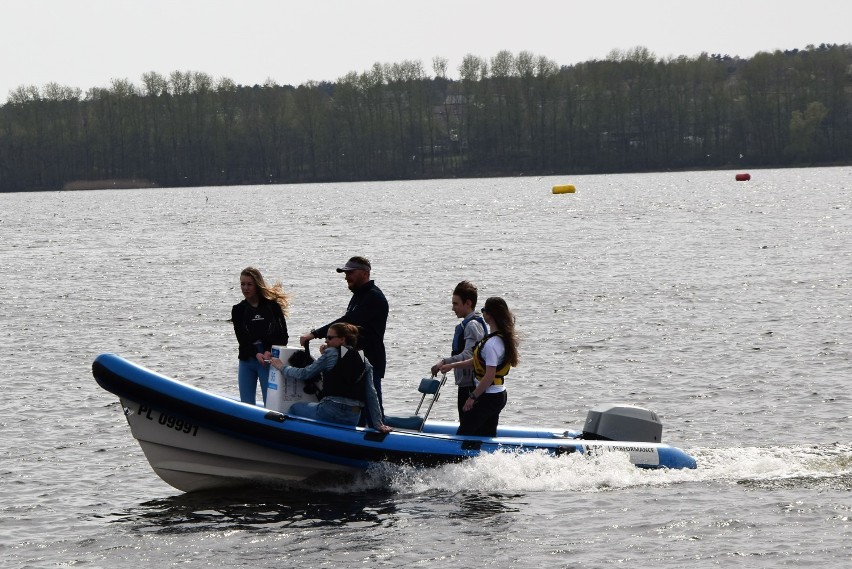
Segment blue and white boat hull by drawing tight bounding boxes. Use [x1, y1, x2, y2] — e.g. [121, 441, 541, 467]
[92, 353, 697, 492]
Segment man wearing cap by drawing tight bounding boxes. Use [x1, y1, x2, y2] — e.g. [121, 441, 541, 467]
[299, 256, 389, 407]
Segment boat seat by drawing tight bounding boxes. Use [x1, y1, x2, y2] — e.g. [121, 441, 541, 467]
[384, 375, 447, 431]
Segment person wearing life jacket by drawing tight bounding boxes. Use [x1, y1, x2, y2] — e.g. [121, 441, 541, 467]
[439, 296, 519, 437]
[270, 322, 391, 433]
[430, 281, 488, 418]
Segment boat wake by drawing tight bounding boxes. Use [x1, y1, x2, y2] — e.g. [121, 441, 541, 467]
[106, 444, 852, 535]
[305, 442, 852, 494]
[694, 442, 852, 489]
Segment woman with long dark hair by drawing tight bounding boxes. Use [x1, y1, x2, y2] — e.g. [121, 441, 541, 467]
[439, 296, 518, 436]
[231, 267, 289, 404]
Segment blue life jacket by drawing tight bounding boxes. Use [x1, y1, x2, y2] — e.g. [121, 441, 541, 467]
[451, 313, 488, 356]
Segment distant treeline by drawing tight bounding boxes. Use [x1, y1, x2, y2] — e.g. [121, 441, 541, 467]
[1, 44, 850, 192]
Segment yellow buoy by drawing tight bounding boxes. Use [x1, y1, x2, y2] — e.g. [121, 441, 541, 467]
[552, 184, 576, 194]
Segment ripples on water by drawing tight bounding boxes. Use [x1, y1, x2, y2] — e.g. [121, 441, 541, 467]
[1, 168, 850, 566]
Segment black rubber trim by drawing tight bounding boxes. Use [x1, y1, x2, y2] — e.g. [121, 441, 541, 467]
[264, 411, 287, 423]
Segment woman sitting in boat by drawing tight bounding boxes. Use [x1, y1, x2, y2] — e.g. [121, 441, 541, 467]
[270, 323, 392, 433]
[439, 296, 518, 437]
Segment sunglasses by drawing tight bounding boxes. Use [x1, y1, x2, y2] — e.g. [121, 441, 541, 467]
[326, 335, 340, 340]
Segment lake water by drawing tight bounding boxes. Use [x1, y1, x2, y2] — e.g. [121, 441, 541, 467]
[1, 168, 850, 567]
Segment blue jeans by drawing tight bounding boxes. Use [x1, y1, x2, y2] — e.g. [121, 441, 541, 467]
[290, 399, 361, 426]
[238, 359, 270, 405]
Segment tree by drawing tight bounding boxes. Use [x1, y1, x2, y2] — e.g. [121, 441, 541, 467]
[2, 45, 851, 192]
[787, 101, 829, 162]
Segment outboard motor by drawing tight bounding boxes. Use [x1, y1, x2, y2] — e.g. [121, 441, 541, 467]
[582, 404, 663, 443]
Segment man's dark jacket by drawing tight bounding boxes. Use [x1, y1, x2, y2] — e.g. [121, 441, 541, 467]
[313, 280, 388, 380]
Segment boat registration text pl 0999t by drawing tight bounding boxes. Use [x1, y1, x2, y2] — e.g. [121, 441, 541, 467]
[126, 404, 200, 436]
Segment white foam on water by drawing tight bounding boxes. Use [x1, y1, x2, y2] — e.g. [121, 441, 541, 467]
[333, 443, 852, 495]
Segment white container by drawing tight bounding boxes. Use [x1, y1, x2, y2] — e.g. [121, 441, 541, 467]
[266, 345, 321, 412]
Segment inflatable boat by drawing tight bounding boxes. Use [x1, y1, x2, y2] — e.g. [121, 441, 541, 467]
[92, 352, 697, 492]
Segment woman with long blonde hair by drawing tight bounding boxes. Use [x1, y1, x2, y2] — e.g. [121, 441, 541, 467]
[231, 267, 290, 404]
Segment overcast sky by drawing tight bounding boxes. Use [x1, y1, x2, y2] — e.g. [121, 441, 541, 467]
[3, 0, 850, 102]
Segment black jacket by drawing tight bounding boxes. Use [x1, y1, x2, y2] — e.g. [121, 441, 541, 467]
[231, 298, 289, 360]
[313, 280, 388, 379]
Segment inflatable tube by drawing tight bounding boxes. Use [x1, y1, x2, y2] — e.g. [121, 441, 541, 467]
[91, 353, 698, 491]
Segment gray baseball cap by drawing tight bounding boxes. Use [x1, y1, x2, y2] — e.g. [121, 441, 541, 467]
[336, 257, 371, 272]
